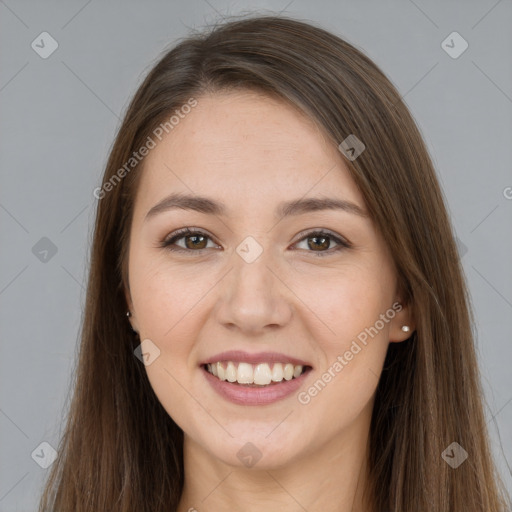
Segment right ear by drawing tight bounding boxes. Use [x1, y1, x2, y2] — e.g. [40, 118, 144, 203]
[124, 283, 132, 311]
[124, 284, 139, 333]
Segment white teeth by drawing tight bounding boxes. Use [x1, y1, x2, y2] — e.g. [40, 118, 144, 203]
[206, 361, 306, 386]
[283, 363, 294, 381]
[271, 363, 284, 382]
[226, 361, 237, 382]
[293, 365, 303, 378]
[253, 363, 272, 385]
[237, 362, 254, 383]
[217, 362, 225, 380]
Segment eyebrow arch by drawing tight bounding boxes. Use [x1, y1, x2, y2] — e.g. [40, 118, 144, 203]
[144, 192, 369, 221]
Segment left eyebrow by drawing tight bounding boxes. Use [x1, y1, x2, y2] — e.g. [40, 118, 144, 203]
[144, 192, 369, 221]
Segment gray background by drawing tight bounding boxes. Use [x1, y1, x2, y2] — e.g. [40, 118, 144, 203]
[1, 0, 511, 510]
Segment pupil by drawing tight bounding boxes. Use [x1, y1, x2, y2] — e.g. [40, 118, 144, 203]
[309, 235, 329, 251]
[186, 235, 207, 249]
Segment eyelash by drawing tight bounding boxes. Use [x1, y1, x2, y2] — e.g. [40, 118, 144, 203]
[159, 227, 351, 257]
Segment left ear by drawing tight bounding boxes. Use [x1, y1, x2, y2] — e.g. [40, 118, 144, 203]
[388, 299, 415, 343]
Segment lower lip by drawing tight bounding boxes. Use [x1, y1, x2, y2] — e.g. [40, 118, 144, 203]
[201, 366, 311, 405]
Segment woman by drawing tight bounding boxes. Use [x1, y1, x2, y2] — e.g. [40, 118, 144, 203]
[38, 14, 511, 512]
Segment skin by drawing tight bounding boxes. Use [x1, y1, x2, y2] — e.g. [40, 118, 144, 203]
[125, 90, 415, 512]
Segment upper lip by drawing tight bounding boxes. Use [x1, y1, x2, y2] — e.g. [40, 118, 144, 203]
[199, 350, 312, 367]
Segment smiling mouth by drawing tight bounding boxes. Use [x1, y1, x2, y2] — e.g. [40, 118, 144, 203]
[203, 361, 312, 387]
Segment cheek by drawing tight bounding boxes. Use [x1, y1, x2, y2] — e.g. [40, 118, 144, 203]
[130, 252, 212, 340]
[295, 283, 392, 435]
[292, 263, 393, 409]
[291, 260, 394, 345]
[128, 255, 206, 388]
[130, 262, 212, 431]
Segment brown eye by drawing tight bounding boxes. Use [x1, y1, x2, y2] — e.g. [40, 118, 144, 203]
[183, 233, 208, 250]
[307, 234, 330, 251]
[161, 228, 217, 253]
[293, 230, 351, 256]
[161, 228, 350, 256]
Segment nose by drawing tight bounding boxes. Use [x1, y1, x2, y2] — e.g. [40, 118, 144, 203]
[214, 245, 293, 335]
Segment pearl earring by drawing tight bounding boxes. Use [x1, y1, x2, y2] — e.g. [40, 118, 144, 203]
[401, 325, 410, 332]
[126, 311, 138, 334]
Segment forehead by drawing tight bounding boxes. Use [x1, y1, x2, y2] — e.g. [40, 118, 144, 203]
[135, 90, 366, 215]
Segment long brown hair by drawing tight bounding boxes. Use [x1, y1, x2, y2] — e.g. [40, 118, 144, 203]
[39, 14, 511, 511]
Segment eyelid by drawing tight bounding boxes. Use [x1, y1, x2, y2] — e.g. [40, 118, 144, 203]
[161, 227, 220, 250]
[292, 228, 350, 247]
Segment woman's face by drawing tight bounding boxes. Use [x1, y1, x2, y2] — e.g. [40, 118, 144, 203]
[126, 90, 413, 469]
